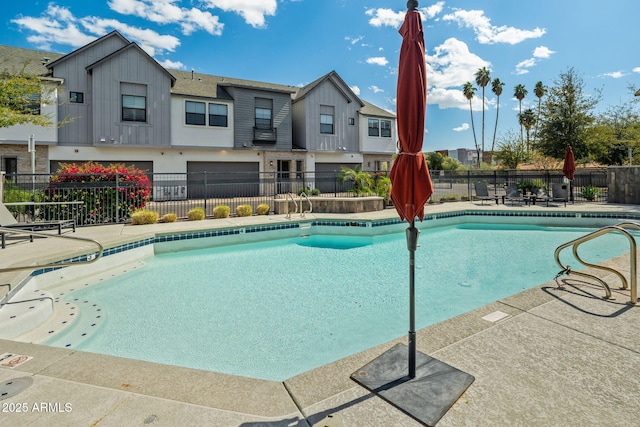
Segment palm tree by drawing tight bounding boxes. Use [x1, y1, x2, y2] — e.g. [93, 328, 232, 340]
[518, 108, 536, 152]
[475, 67, 491, 161]
[513, 84, 528, 143]
[462, 82, 479, 167]
[490, 77, 505, 153]
[533, 81, 546, 145]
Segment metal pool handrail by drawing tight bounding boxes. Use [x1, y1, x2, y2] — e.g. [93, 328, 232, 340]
[285, 193, 298, 219]
[554, 222, 639, 306]
[299, 192, 313, 217]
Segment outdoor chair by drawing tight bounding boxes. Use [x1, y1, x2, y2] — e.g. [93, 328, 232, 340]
[550, 183, 569, 207]
[503, 185, 528, 206]
[0, 203, 76, 249]
[532, 188, 552, 206]
[473, 182, 499, 205]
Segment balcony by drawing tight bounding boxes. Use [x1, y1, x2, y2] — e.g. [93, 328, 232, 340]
[253, 127, 277, 144]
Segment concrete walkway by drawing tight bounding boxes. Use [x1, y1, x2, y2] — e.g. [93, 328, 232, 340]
[1, 202, 639, 426]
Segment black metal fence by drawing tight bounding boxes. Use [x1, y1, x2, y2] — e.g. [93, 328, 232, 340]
[1, 168, 608, 225]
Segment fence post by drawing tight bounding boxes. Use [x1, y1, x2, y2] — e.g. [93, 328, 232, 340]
[115, 172, 120, 223]
[203, 171, 208, 213]
[0, 171, 4, 203]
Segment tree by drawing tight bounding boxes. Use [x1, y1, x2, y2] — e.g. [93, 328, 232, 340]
[425, 151, 444, 170]
[533, 81, 546, 143]
[0, 69, 55, 128]
[513, 84, 528, 143]
[490, 77, 505, 152]
[475, 67, 491, 158]
[494, 129, 530, 169]
[462, 81, 480, 167]
[518, 109, 537, 152]
[536, 67, 600, 159]
[586, 102, 640, 165]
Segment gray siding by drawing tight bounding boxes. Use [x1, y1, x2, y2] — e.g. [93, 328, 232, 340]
[90, 49, 172, 146]
[292, 98, 307, 148]
[226, 87, 292, 151]
[54, 36, 128, 146]
[298, 79, 360, 152]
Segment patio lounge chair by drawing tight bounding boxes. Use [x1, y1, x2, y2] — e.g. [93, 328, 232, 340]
[550, 183, 569, 207]
[532, 188, 552, 206]
[473, 182, 499, 205]
[0, 203, 76, 249]
[503, 185, 528, 206]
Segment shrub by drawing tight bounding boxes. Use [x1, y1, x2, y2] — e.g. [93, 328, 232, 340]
[580, 185, 601, 201]
[43, 161, 151, 225]
[256, 203, 270, 215]
[311, 188, 321, 196]
[187, 207, 205, 221]
[161, 213, 177, 223]
[3, 180, 43, 218]
[130, 209, 158, 225]
[236, 204, 252, 217]
[213, 205, 230, 218]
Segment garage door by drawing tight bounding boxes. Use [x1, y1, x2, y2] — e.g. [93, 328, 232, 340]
[187, 162, 260, 198]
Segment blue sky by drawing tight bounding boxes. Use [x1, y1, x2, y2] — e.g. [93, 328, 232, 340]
[2, 0, 639, 152]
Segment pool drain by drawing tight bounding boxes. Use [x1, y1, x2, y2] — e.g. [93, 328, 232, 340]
[0, 376, 33, 401]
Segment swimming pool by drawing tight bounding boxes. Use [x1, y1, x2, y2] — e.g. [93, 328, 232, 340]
[41, 221, 636, 381]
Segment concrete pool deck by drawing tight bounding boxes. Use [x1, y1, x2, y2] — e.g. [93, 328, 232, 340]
[1, 202, 640, 426]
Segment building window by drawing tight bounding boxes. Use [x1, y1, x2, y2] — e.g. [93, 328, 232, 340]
[185, 101, 206, 125]
[122, 95, 146, 122]
[368, 119, 379, 137]
[209, 103, 228, 127]
[348, 117, 355, 125]
[24, 94, 41, 115]
[70, 91, 84, 103]
[381, 120, 392, 137]
[320, 114, 334, 134]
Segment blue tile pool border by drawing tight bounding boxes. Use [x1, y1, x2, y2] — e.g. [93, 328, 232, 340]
[29, 209, 640, 278]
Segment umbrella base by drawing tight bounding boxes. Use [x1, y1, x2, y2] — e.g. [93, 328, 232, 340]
[350, 343, 474, 426]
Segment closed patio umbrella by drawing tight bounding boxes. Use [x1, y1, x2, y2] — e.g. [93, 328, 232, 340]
[563, 145, 576, 201]
[351, 3, 473, 425]
[388, 0, 433, 379]
[563, 145, 576, 180]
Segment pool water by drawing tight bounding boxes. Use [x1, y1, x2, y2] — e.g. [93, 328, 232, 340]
[44, 223, 635, 381]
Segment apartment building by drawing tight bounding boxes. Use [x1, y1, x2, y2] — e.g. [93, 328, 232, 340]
[0, 31, 396, 192]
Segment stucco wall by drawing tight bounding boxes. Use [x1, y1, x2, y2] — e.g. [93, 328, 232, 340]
[607, 166, 640, 204]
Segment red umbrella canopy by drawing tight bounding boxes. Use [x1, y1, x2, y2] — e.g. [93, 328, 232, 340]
[563, 145, 576, 180]
[389, 6, 434, 222]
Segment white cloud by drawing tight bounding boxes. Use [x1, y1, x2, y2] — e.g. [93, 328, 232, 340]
[159, 59, 185, 70]
[345, 35, 364, 45]
[422, 2, 445, 20]
[443, 9, 545, 44]
[11, 5, 96, 50]
[533, 46, 555, 59]
[365, 8, 405, 28]
[12, 4, 182, 57]
[81, 16, 181, 56]
[602, 71, 625, 79]
[367, 56, 389, 66]
[426, 38, 490, 96]
[108, 0, 223, 35]
[453, 123, 470, 132]
[369, 85, 384, 93]
[633, 67, 640, 73]
[514, 46, 555, 75]
[365, 2, 444, 28]
[350, 85, 361, 96]
[201, 0, 277, 28]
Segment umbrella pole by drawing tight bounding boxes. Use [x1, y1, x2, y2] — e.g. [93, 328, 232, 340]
[406, 220, 419, 378]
